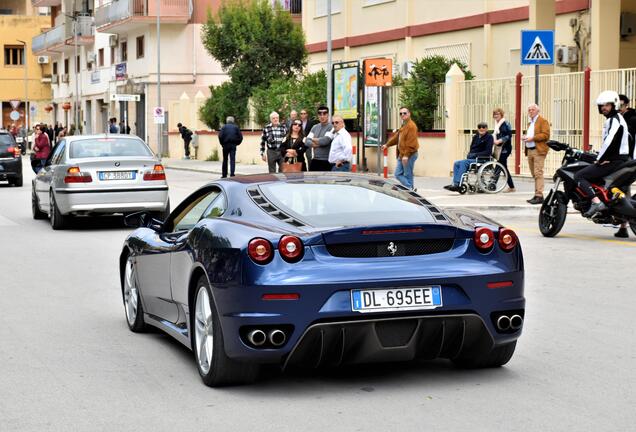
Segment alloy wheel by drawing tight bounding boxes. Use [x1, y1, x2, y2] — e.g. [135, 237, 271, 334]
[194, 286, 214, 375]
[123, 259, 139, 325]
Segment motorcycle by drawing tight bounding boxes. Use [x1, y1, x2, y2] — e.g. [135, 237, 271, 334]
[539, 140, 636, 237]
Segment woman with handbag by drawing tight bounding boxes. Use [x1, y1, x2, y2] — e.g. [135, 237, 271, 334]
[493, 108, 516, 192]
[32, 125, 51, 174]
[280, 120, 307, 172]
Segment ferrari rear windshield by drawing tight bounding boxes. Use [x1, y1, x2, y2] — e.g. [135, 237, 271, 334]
[258, 181, 435, 226]
[69, 138, 153, 159]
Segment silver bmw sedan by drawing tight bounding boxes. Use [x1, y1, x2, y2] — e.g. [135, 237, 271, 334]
[32, 134, 170, 230]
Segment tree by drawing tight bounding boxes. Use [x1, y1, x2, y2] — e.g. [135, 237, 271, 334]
[199, 81, 249, 130]
[200, 0, 307, 127]
[251, 70, 327, 124]
[400, 56, 473, 130]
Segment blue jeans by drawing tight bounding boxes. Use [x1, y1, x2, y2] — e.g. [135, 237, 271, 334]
[331, 162, 351, 172]
[394, 152, 418, 189]
[452, 158, 477, 185]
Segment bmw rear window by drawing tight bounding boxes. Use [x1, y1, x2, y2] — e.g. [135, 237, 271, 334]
[0, 133, 15, 150]
[69, 138, 153, 159]
[258, 181, 435, 227]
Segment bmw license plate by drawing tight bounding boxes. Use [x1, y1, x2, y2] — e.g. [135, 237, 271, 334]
[99, 171, 135, 180]
[351, 286, 442, 313]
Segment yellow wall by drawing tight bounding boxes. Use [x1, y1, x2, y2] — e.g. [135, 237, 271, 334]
[0, 15, 52, 125]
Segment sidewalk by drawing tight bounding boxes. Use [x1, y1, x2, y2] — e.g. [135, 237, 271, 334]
[161, 158, 542, 212]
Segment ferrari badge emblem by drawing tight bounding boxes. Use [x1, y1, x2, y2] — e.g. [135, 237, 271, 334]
[387, 242, 398, 256]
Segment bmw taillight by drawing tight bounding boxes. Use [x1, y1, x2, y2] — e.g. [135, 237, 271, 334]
[278, 235, 304, 263]
[143, 164, 166, 181]
[7, 146, 20, 158]
[474, 227, 495, 253]
[64, 166, 92, 183]
[248, 238, 274, 264]
[498, 228, 518, 252]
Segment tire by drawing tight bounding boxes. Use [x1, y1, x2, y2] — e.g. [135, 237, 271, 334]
[458, 184, 468, 195]
[539, 190, 568, 237]
[12, 175, 23, 187]
[453, 341, 517, 369]
[192, 276, 259, 387]
[123, 257, 146, 332]
[49, 191, 68, 230]
[477, 161, 508, 194]
[32, 189, 47, 220]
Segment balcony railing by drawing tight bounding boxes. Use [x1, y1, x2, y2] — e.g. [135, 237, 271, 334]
[32, 0, 62, 7]
[32, 24, 66, 53]
[32, 15, 94, 54]
[95, 0, 191, 28]
[276, 0, 301, 14]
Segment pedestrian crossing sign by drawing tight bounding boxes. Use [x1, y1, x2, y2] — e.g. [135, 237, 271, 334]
[521, 30, 554, 65]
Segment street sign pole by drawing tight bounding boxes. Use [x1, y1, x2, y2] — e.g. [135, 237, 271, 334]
[520, 30, 554, 107]
[157, 0, 162, 156]
[535, 64, 539, 105]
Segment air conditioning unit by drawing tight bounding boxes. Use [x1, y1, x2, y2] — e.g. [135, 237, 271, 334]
[37, 55, 49, 64]
[402, 61, 414, 77]
[50, 74, 59, 84]
[61, 74, 69, 83]
[109, 35, 118, 47]
[556, 45, 578, 66]
[87, 52, 97, 63]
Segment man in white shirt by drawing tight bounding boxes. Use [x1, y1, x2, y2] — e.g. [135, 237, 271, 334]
[328, 115, 352, 171]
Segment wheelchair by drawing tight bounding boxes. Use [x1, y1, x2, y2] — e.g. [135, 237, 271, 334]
[457, 157, 509, 194]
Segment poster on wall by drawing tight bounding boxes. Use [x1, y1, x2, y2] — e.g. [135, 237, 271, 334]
[364, 86, 382, 146]
[333, 62, 359, 120]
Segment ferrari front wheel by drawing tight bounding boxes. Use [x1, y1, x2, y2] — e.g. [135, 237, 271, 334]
[192, 276, 259, 387]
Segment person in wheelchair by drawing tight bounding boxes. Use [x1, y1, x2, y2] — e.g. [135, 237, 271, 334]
[444, 122, 493, 192]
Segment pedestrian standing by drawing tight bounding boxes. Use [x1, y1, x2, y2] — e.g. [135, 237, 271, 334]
[299, 109, 315, 167]
[492, 108, 516, 192]
[32, 125, 51, 173]
[308, 106, 334, 171]
[328, 115, 352, 172]
[45, 124, 54, 143]
[381, 107, 419, 190]
[281, 119, 307, 171]
[218, 116, 243, 178]
[177, 122, 193, 160]
[260, 111, 287, 173]
[109, 118, 119, 133]
[521, 104, 551, 204]
[285, 110, 298, 129]
[53, 122, 61, 145]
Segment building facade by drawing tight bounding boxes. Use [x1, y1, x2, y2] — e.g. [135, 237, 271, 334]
[303, 0, 636, 79]
[0, 1, 52, 130]
[31, 0, 227, 151]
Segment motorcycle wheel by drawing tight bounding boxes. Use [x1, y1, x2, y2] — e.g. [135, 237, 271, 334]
[539, 191, 568, 237]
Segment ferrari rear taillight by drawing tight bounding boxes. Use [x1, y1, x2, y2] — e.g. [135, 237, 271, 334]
[474, 227, 495, 253]
[64, 166, 92, 183]
[498, 228, 518, 252]
[278, 235, 304, 263]
[143, 164, 166, 181]
[248, 238, 273, 264]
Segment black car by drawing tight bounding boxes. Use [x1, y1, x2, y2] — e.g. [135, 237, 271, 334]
[0, 130, 23, 187]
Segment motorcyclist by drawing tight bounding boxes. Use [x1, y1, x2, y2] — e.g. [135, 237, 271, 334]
[576, 90, 631, 217]
[615, 95, 636, 237]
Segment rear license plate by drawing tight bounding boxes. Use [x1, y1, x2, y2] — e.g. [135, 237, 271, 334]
[99, 171, 136, 181]
[351, 286, 442, 313]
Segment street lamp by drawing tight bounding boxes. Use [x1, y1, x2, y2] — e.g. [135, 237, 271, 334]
[17, 39, 28, 135]
[61, 12, 81, 134]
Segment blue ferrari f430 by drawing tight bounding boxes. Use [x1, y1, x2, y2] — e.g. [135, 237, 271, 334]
[120, 173, 525, 387]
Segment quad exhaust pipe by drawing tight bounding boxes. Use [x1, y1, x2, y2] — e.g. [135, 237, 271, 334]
[247, 329, 267, 346]
[496, 314, 523, 331]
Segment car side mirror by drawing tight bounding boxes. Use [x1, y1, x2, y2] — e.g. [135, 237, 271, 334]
[124, 211, 163, 232]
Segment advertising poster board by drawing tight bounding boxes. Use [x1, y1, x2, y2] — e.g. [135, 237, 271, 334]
[364, 86, 382, 146]
[333, 64, 359, 119]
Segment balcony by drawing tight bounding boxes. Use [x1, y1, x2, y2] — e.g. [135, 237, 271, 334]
[32, 15, 95, 56]
[278, 0, 301, 24]
[95, 0, 191, 34]
[31, 0, 61, 6]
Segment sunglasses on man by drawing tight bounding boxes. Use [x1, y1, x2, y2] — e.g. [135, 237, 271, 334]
[399, 111, 409, 116]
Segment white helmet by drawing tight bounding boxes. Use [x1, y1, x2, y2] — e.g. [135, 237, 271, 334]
[596, 90, 621, 107]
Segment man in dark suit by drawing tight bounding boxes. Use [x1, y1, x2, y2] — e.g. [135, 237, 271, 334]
[300, 109, 316, 166]
[218, 116, 243, 177]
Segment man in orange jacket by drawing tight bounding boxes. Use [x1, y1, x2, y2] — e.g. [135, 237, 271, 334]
[382, 107, 419, 190]
[521, 104, 551, 204]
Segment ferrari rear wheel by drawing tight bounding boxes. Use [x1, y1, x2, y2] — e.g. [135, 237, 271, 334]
[192, 276, 259, 387]
[453, 341, 517, 369]
[123, 257, 146, 332]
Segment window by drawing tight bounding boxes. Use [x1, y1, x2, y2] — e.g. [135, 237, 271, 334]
[52, 62, 58, 75]
[258, 181, 435, 227]
[69, 137, 152, 159]
[76, 55, 80, 73]
[98, 48, 104, 67]
[314, 0, 341, 17]
[4, 45, 24, 66]
[110, 46, 115, 65]
[201, 194, 227, 219]
[64, 58, 69, 74]
[136, 36, 144, 59]
[50, 141, 66, 165]
[172, 190, 221, 232]
[86, 56, 92, 71]
[121, 41, 127, 62]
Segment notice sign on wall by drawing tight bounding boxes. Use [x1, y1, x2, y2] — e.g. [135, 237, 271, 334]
[153, 106, 165, 124]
